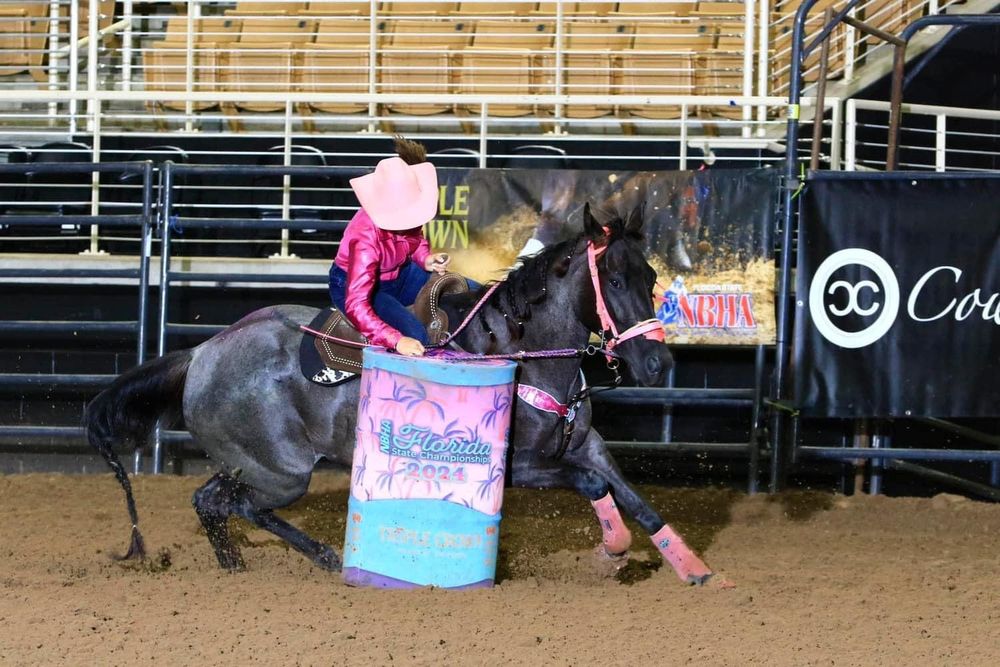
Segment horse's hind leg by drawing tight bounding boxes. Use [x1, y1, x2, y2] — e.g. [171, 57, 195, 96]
[229, 496, 341, 572]
[192, 473, 248, 571]
[193, 470, 341, 572]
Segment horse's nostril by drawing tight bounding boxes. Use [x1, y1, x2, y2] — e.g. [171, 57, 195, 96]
[645, 355, 662, 377]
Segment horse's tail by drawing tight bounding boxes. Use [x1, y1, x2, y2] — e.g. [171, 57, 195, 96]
[84, 349, 193, 560]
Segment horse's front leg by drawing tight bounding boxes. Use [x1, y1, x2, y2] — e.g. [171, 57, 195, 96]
[566, 427, 714, 586]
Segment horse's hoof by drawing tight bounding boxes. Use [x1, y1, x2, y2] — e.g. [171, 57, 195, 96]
[315, 547, 342, 573]
[219, 551, 246, 572]
[592, 544, 629, 577]
[687, 572, 713, 586]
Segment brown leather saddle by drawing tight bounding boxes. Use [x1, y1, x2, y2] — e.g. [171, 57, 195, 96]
[299, 272, 470, 386]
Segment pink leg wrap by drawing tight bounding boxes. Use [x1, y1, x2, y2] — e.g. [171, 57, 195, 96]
[590, 493, 633, 555]
[651, 524, 713, 585]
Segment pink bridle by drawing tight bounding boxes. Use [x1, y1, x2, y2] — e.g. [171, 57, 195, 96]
[586, 236, 665, 361]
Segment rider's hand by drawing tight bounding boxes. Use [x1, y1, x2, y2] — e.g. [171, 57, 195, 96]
[395, 337, 425, 356]
[424, 253, 451, 275]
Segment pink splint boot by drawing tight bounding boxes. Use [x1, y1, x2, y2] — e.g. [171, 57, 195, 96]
[651, 524, 713, 585]
[590, 493, 632, 555]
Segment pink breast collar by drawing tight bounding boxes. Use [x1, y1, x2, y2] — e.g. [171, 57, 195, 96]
[516, 371, 588, 420]
[517, 384, 570, 417]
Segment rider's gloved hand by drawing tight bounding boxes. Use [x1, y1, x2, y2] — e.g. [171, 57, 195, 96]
[424, 253, 450, 275]
[395, 336, 425, 356]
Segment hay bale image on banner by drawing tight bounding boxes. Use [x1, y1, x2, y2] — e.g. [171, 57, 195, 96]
[426, 167, 778, 346]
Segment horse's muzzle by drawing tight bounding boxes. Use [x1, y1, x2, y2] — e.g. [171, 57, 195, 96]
[629, 344, 673, 386]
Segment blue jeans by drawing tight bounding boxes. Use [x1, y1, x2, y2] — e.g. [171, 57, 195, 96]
[329, 260, 431, 345]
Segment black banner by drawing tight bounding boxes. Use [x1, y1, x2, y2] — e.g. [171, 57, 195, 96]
[794, 172, 1000, 417]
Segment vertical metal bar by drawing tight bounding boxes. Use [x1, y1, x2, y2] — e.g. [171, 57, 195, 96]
[679, 104, 688, 170]
[869, 432, 888, 495]
[279, 100, 293, 258]
[809, 8, 834, 171]
[132, 160, 154, 476]
[153, 162, 176, 475]
[554, 0, 563, 121]
[137, 161, 153, 366]
[367, 0, 378, 126]
[886, 43, 907, 171]
[184, 6, 194, 130]
[120, 0, 133, 91]
[829, 98, 843, 170]
[773, 0, 822, 493]
[934, 113, 947, 172]
[757, 0, 770, 134]
[87, 0, 99, 133]
[660, 364, 675, 444]
[742, 0, 756, 137]
[47, 1, 61, 120]
[68, 0, 79, 128]
[89, 101, 102, 254]
[990, 461, 1000, 488]
[845, 98, 857, 170]
[843, 3, 856, 81]
[747, 344, 766, 495]
[479, 104, 488, 166]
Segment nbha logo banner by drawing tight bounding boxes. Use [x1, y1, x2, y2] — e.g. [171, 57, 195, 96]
[794, 173, 1000, 418]
[444, 167, 779, 346]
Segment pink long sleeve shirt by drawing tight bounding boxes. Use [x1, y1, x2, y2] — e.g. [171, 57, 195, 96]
[334, 208, 431, 349]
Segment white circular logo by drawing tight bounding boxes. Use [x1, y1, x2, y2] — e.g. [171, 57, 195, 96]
[809, 248, 900, 349]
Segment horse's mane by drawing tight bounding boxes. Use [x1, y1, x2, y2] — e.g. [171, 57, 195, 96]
[473, 208, 642, 345]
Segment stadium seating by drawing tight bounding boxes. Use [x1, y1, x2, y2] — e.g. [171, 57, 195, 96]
[144, 17, 243, 113]
[299, 18, 379, 116]
[380, 19, 473, 115]
[456, 20, 555, 117]
[220, 16, 318, 119]
[618, 21, 713, 120]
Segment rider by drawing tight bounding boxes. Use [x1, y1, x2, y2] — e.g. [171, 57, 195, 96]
[329, 138, 450, 357]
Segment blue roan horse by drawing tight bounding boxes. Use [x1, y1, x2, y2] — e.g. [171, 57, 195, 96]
[86, 204, 715, 584]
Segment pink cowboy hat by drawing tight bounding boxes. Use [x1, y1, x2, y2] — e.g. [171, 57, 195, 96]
[349, 157, 438, 231]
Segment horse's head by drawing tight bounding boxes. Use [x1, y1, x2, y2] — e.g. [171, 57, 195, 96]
[579, 203, 673, 386]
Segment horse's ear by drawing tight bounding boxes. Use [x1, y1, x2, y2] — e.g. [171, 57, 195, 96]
[625, 204, 645, 236]
[582, 202, 604, 241]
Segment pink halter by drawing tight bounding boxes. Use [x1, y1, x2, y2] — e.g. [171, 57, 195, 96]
[586, 233, 665, 361]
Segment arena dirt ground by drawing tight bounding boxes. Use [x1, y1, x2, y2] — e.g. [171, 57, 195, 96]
[0, 471, 997, 666]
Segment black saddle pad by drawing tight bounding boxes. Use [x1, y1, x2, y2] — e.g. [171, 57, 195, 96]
[299, 308, 360, 387]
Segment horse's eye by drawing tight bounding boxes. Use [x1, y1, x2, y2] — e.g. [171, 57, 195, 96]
[609, 277, 622, 289]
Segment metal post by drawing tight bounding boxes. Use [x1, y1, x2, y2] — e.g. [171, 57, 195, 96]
[869, 432, 889, 495]
[756, 0, 770, 134]
[679, 105, 688, 170]
[886, 43, 907, 171]
[367, 0, 378, 127]
[554, 0, 563, 122]
[747, 344, 766, 495]
[991, 461, 1000, 488]
[87, 0, 99, 133]
[152, 162, 176, 475]
[773, 0, 824, 492]
[68, 0, 79, 129]
[809, 8, 834, 171]
[122, 0, 134, 91]
[660, 364, 676, 445]
[934, 114, 947, 172]
[844, 98, 857, 170]
[829, 98, 842, 170]
[130, 161, 155, 475]
[742, 0, 756, 137]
